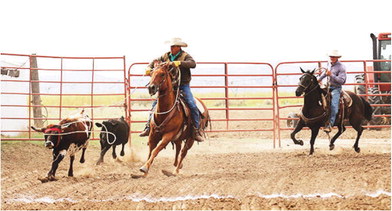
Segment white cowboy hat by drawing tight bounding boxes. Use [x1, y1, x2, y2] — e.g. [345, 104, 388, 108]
[165, 37, 188, 47]
[327, 50, 342, 57]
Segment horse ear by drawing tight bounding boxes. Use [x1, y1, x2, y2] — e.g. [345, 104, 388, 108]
[310, 68, 316, 75]
[153, 60, 161, 67]
[300, 67, 305, 73]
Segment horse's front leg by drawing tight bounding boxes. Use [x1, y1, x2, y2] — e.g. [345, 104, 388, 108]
[290, 119, 305, 145]
[309, 127, 320, 155]
[140, 133, 172, 176]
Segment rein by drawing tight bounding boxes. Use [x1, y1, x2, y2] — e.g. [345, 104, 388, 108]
[152, 66, 182, 115]
[299, 73, 328, 124]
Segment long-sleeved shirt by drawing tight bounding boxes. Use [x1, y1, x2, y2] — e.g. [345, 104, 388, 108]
[148, 51, 196, 85]
[318, 61, 347, 87]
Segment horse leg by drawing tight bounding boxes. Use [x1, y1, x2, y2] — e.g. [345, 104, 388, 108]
[309, 127, 320, 155]
[350, 120, 364, 153]
[175, 137, 194, 175]
[140, 134, 173, 176]
[290, 119, 305, 145]
[174, 141, 182, 167]
[329, 124, 346, 151]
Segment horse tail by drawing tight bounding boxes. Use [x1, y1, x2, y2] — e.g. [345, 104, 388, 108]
[361, 97, 373, 121]
[207, 115, 212, 132]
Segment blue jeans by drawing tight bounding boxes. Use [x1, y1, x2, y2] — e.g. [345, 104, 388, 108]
[330, 86, 342, 126]
[148, 84, 200, 129]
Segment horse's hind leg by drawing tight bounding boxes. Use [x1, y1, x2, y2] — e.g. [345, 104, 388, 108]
[329, 124, 346, 151]
[175, 137, 194, 174]
[350, 120, 364, 153]
[291, 119, 305, 146]
[173, 141, 181, 167]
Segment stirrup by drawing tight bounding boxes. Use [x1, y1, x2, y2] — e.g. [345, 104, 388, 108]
[323, 125, 332, 133]
[193, 128, 205, 142]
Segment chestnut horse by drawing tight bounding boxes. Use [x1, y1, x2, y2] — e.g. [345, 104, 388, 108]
[139, 62, 210, 176]
[291, 68, 373, 155]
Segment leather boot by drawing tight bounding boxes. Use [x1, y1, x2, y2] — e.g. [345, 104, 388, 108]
[139, 125, 150, 137]
[193, 127, 205, 142]
[323, 124, 332, 133]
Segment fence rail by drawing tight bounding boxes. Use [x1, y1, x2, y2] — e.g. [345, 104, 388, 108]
[1, 54, 390, 147]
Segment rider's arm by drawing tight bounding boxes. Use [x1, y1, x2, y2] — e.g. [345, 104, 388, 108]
[180, 54, 196, 69]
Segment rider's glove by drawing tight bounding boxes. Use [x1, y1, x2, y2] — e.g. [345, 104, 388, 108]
[172, 61, 181, 67]
[145, 67, 152, 76]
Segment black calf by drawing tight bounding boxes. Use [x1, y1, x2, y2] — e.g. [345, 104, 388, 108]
[95, 116, 130, 164]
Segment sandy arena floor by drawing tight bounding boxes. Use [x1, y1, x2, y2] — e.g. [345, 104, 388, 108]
[1, 129, 391, 210]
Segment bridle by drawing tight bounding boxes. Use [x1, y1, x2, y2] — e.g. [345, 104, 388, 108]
[148, 64, 182, 115]
[298, 73, 319, 96]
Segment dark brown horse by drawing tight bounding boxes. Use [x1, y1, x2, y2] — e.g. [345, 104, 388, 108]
[139, 62, 210, 176]
[291, 68, 373, 155]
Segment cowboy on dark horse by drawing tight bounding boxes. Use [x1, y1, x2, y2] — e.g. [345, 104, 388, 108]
[139, 37, 205, 142]
[317, 50, 347, 133]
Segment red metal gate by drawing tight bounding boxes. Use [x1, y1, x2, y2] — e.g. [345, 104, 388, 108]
[127, 62, 277, 146]
[1, 53, 127, 141]
[1, 55, 390, 146]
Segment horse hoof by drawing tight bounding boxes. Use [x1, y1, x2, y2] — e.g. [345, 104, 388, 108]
[296, 140, 304, 146]
[38, 177, 49, 183]
[329, 145, 335, 151]
[140, 166, 149, 174]
[48, 175, 57, 181]
[162, 169, 176, 177]
[355, 147, 361, 153]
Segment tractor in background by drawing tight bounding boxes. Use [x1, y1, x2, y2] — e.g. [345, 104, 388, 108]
[355, 33, 391, 126]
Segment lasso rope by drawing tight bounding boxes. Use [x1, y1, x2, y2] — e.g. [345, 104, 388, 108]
[46, 119, 118, 146]
[153, 65, 182, 115]
[99, 123, 117, 145]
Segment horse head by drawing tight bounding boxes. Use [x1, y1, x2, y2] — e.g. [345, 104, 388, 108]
[147, 62, 176, 96]
[296, 67, 317, 96]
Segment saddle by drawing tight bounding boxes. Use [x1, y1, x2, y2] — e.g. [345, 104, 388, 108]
[151, 93, 204, 137]
[321, 89, 353, 122]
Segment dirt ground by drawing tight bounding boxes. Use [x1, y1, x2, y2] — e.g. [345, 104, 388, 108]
[1, 129, 391, 210]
